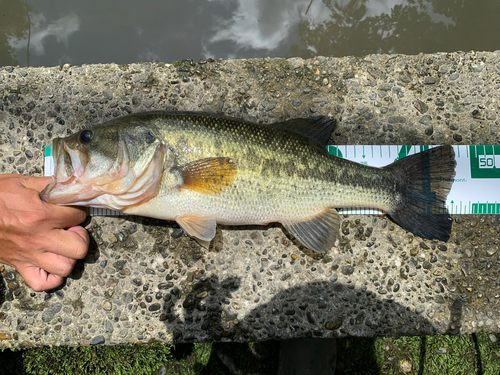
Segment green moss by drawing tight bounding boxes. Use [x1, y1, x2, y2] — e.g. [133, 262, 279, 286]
[158, 342, 279, 375]
[193, 343, 211, 367]
[371, 333, 500, 375]
[172, 59, 195, 70]
[470, 332, 500, 375]
[1, 343, 171, 375]
[163, 343, 212, 375]
[423, 335, 478, 375]
[192, 341, 279, 375]
[1, 333, 500, 374]
[373, 336, 423, 374]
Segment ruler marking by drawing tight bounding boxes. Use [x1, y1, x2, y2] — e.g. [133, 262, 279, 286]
[44, 144, 500, 216]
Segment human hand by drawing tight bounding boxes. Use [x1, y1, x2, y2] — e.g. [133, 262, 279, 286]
[0, 174, 89, 291]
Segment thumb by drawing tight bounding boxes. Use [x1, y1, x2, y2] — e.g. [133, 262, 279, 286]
[18, 265, 64, 292]
[20, 176, 54, 193]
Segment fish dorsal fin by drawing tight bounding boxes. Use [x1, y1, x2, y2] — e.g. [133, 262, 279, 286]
[175, 157, 237, 195]
[176, 214, 217, 243]
[270, 116, 337, 149]
[282, 207, 341, 253]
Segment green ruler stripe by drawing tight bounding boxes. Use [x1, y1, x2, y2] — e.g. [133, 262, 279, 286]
[469, 145, 500, 178]
[471, 202, 500, 214]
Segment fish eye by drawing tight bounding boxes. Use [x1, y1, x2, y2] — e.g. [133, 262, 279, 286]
[79, 129, 94, 144]
[145, 130, 156, 144]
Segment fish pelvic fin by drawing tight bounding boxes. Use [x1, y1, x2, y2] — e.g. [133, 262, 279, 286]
[175, 214, 217, 246]
[383, 145, 456, 242]
[175, 157, 237, 195]
[282, 207, 341, 253]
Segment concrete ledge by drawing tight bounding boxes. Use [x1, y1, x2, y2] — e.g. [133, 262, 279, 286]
[0, 51, 499, 347]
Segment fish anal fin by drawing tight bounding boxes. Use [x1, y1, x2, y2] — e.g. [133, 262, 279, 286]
[195, 238, 211, 249]
[176, 214, 217, 245]
[282, 207, 341, 253]
[176, 157, 237, 195]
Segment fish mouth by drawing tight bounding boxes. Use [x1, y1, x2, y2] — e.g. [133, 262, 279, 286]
[40, 138, 87, 204]
[40, 137, 165, 210]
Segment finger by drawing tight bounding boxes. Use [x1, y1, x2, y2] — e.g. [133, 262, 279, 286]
[38, 228, 89, 260]
[67, 226, 90, 249]
[43, 204, 88, 228]
[31, 252, 77, 277]
[18, 266, 65, 292]
[15, 175, 88, 228]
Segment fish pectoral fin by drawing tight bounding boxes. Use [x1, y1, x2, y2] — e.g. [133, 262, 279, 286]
[175, 157, 237, 195]
[282, 207, 341, 253]
[176, 214, 217, 245]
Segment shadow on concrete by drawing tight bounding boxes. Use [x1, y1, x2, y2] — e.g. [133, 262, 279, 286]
[162, 276, 466, 340]
[68, 228, 101, 283]
[159, 273, 464, 373]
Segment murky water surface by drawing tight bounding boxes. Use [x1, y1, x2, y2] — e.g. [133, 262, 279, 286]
[1, 0, 499, 67]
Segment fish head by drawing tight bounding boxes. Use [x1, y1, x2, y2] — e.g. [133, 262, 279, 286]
[40, 122, 166, 210]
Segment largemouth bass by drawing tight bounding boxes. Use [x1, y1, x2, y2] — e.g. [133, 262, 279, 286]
[40, 111, 456, 253]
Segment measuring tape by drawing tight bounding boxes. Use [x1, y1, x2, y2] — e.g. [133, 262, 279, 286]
[45, 145, 500, 216]
[327, 145, 499, 215]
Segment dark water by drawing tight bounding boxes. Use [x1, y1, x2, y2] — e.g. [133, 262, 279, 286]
[1, 0, 500, 67]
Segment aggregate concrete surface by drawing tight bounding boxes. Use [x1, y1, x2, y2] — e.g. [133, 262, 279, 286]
[0, 51, 499, 348]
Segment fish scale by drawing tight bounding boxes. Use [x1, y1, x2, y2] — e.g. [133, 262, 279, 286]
[146, 113, 395, 224]
[41, 111, 456, 253]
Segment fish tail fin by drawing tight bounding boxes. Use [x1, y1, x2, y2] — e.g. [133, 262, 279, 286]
[383, 145, 456, 242]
